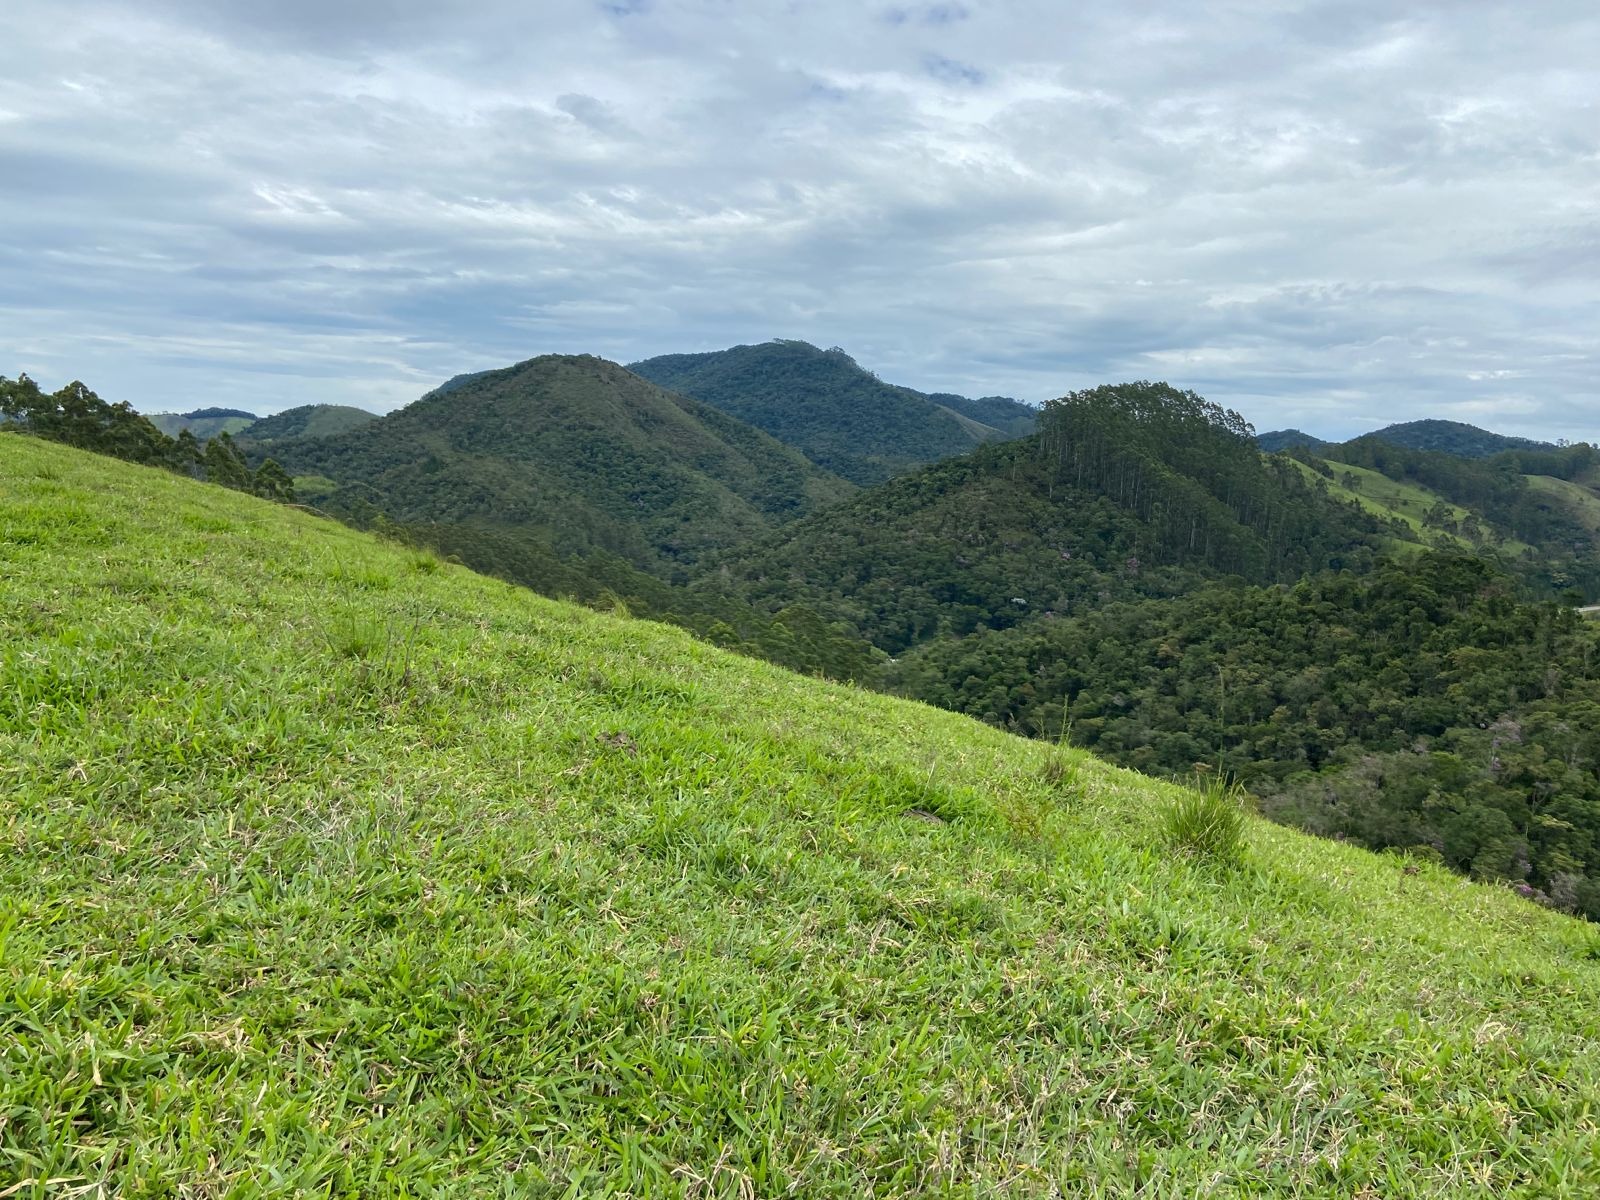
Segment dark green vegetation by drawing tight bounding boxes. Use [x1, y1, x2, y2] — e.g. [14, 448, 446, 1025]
[264, 354, 854, 573]
[698, 383, 1391, 655]
[1259, 419, 1556, 460]
[1255, 428, 1331, 453]
[891, 555, 1600, 918]
[241, 403, 378, 443]
[6, 433, 1600, 1197]
[1, 375, 294, 503]
[1367, 419, 1554, 459]
[628, 340, 1035, 484]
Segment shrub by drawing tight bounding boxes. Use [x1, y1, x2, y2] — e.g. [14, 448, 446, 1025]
[1162, 775, 1249, 867]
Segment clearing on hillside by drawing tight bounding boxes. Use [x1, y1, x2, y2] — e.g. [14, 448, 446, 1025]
[3, 433, 1598, 1197]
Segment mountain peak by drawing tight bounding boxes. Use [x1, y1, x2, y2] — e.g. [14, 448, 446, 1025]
[628, 340, 1035, 484]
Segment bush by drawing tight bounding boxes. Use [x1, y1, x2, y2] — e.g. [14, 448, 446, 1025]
[1162, 775, 1249, 867]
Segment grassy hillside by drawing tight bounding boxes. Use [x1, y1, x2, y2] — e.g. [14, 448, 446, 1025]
[1286, 458, 1478, 550]
[1527, 474, 1600, 534]
[147, 412, 257, 439]
[4, 434, 1600, 1197]
[628, 341, 1034, 485]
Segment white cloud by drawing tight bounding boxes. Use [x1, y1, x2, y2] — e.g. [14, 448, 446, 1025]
[0, 0, 1597, 442]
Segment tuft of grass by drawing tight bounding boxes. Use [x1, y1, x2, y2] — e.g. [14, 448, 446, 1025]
[1162, 773, 1250, 867]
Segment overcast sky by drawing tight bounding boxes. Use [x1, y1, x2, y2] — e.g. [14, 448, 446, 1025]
[3, 1, 1597, 439]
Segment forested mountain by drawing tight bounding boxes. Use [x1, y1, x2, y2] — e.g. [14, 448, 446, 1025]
[693, 382, 1392, 655]
[628, 340, 1035, 484]
[1368, 418, 1554, 458]
[261, 354, 854, 574]
[241, 403, 377, 443]
[1256, 428, 1330, 453]
[925, 390, 1039, 437]
[1258, 419, 1557, 459]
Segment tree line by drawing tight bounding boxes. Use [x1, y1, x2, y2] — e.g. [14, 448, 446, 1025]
[1, 374, 295, 502]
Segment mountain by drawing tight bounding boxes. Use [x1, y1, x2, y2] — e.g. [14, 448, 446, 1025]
[428, 368, 494, 397]
[1256, 428, 1331, 453]
[694, 382, 1394, 655]
[262, 353, 854, 573]
[1258, 420, 1565, 460]
[146, 406, 257, 439]
[627, 339, 1036, 484]
[8, 431, 1598, 1195]
[1367, 418, 1554, 458]
[925, 390, 1039, 438]
[240, 403, 378, 443]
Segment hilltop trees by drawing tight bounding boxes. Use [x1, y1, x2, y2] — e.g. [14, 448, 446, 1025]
[2, 374, 295, 503]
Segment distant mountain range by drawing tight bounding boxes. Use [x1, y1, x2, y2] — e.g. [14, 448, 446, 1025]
[1258, 418, 1555, 459]
[627, 340, 1036, 484]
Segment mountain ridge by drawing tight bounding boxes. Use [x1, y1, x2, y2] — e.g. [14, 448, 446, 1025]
[627, 339, 1036, 484]
[1259, 417, 1559, 459]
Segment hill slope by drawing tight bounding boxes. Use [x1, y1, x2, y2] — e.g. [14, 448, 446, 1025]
[146, 408, 257, 439]
[1256, 428, 1331, 453]
[1368, 419, 1553, 458]
[6, 434, 1600, 1196]
[241, 403, 378, 443]
[261, 354, 853, 573]
[696, 383, 1393, 655]
[628, 340, 1036, 484]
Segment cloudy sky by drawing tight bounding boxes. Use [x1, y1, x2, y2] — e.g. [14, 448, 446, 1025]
[3, 1, 1597, 439]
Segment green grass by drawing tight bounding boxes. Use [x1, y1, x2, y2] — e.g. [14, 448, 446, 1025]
[1160, 776, 1249, 869]
[4, 432, 1600, 1197]
[1527, 474, 1600, 534]
[1286, 459, 1539, 555]
[288, 473, 341, 501]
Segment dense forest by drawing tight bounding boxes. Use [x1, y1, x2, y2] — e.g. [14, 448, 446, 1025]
[695, 383, 1392, 654]
[1259, 418, 1555, 459]
[888, 554, 1600, 918]
[629, 340, 1035, 484]
[1358, 418, 1554, 458]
